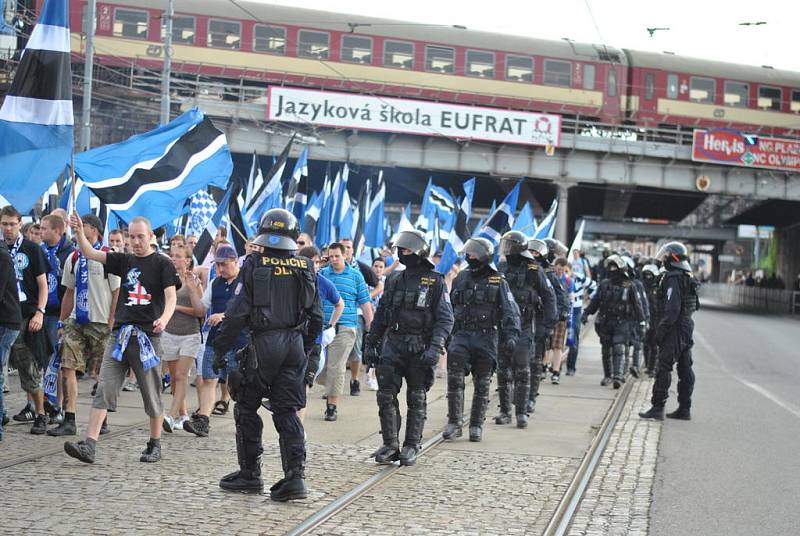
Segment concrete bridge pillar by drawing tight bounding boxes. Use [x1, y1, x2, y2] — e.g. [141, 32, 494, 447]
[555, 182, 569, 245]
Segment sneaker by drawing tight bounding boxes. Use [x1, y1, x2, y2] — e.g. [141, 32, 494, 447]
[324, 404, 338, 422]
[2, 384, 8, 394]
[99, 418, 110, 435]
[183, 415, 210, 437]
[162, 414, 175, 433]
[122, 380, 137, 392]
[600, 377, 612, 387]
[140, 440, 161, 463]
[366, 376, 379, 391]
[350, 379, 361, 396]
[565, 369, 576, 376]
[49, 408, 64, 425]
[630, 366, 641, 379]
[13, 406, 36, 422]
[47, 420, 77, 436]
[64, 440, 96, 464]
[551, 373, 560, 385]
[174, 416, 188, 430]
[30, 414, 48, 435]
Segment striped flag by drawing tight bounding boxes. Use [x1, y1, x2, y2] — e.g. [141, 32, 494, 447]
[478, 182, 521, 245]
[244, 138, 292, 231]
[436, 178, 475, 274]
[534, 199, 559, 239]
[286, 145, 308, 211]
[303, 190, 323, 238]
[0, 0, 73, 212]
[74, 108, 232, 229]
[364, 171, 385, 248]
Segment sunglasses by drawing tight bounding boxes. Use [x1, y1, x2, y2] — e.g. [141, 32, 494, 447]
[297, 240, 306, 246]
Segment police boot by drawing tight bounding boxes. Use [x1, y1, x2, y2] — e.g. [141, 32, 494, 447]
[601, 345, 612, 386]
[270, 437, 308, 502]
[639, 406, 665, 420]
[528, 355, 543, 412]
[612, 344, 625, 389]
[443, 369, 465, 439]
[469, 374, 491, 442]
[400, 388, 426, 467]
[373, 390, 400, 464]
[513, 366, 531, 426]
[666, 407, 691, 421]
[220, 429, 263, 494]
[494, 367, 513, 425]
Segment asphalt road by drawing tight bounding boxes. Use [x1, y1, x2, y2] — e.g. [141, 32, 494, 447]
[650, 307, 800, 536]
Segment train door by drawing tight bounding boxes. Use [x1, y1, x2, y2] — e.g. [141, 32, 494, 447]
[603, 64, 621, 121]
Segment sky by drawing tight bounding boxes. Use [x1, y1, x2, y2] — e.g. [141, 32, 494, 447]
[254, 0, 800, 72]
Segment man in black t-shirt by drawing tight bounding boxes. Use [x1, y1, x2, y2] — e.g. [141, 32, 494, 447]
[1, 205, 50, 434]
[64, 214, 179, 465]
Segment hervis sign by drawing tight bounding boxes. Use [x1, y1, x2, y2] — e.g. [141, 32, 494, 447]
[267, 87, 562, 148]
[692, 128, 800, 172]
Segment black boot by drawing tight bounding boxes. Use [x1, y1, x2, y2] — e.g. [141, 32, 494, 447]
[529, 350, 543, 409]
[666, 407, 691, 420]
[494, 366, 512, 425]
[469, 373, 491, 443]
[373, 390, 400, 464]
[47, 418, 77, 436]
[516, 413, 528, 429]
[400, 388, 426, 467]
[270, 437, 307, 502]
[612, 344, 625, 389]
[220, 427, 263, 493]
[443, 369, 464, 439]
[513, 366, 531, 418]
[601, 344, 612, 386]
[639, 406, 665, 420]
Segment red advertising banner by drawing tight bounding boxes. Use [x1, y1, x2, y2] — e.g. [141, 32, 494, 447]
[692, 129, 800, 172]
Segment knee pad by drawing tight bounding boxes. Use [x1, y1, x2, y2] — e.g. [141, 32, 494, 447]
[496, 367, 513, 384]
[272, 411, 303, 439]
[513, 367, 530, 384]
[376, 365, 400, 393]
[612, 344, 625, 358]
[376, 389, 396, 408]
[407, 388, 426, 410]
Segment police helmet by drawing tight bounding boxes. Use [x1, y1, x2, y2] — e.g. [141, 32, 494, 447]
[461, 237, 494, 264]
[500, 230, 533, 259]
[621, 255, 635, 270]
[656, 241, 692, 272]
[544, 238, 567, 262]
[641, 264, 659, 277]
[392, 229, 431, 258]
[253, 208, 299, 251]
[604, 254, 626, 271]
[527, 238, 549, 259]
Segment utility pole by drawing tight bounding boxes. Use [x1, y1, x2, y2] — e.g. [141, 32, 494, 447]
[80, 0, 96, 151]
[160, 0, 174, 125]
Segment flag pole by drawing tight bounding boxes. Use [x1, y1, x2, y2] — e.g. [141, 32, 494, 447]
[69, 156, 77, 212]
[228, 220, 249, 243]
[80, 0, 97, 151]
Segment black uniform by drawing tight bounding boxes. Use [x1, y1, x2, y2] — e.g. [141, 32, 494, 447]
[628, 278, 650, 373]
[446, 265, 520, 438]
[651, 270, 699, 410]
[530, 261, 560, 406]
[497, 256, 555, 420]
[583, 273, 645, 385]
[641, 273, 662, 376]
[213, 250, 323, 493]
[367, 262, 454, 461]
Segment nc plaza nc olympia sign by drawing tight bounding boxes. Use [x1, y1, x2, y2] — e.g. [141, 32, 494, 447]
[692, 128, 800, 173]
[266, 86, 561, 148]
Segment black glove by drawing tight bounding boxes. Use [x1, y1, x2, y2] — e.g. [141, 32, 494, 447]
[581, 313, 589, 325]
[362, 334, 381, 367]
[420, 337, 445, 367]
[304, 344, 321, 387]
[501, 338, 516, 356]
[212, 352, 227, 375]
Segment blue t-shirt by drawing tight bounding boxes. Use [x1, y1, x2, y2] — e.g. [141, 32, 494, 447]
[318, 274, 341, 308]
[320, 264, 370, 328]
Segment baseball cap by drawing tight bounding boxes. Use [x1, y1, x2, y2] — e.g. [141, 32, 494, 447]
[82, 213, 104, 234]
[214, 245, 238, 262]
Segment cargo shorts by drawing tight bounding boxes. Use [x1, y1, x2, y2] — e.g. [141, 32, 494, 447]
[61, 319, 111, 375]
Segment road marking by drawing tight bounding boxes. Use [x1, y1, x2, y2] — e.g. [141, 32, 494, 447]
[696, 331, 800, 420]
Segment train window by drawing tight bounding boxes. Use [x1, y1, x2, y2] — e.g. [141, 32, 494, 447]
[384, 40, 414, 69]
[207, 19, 240, 49]
[667, 74, 678, 98]
[425, 45, 454, 74]
[298, 30, 329, 59]
[113, 9, 148, 40]
[583, 64, 595, 90]
[645, 73, 654, 99]
[466, 50, 495, 78]
[607, 68, 617, 97]
[791, 90, 800, 113]
[161, 15, 195, 46]
[254, 25, 285, 54]
[758, 86, 782, 111]
[505, 55, 533, 82]
[723, 81, 748, 107]
[690, 77, 715, 103]
[544, 60, 571, 87]
[341, 35, 372, 64]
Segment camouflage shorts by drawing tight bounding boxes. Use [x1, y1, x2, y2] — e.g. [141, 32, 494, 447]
[61, 320, 111, 375]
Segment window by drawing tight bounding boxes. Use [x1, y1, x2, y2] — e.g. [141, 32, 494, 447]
[466, 50, 495, 78]
[298, 30, 329, 59]
[253, 25, 285, 54]
[425, 45, 454, 73]
[607, 68, 617, 97]
[384, 40, 414, 69]
[791, 90, 800, 113]
[207, 19, 240, 49]
[341, 35, 372, 64]
[113, 9, 148, 40]
[758, 86, 782, 111]
[505, 55, 533, 82]
[690, 76, 715, 103]
[667, 74, 679, 99]
[645, 73, 655, 100]
[162, 15, 194, 45]
[723, 81, 748, 107]
[544, 59, 572, 87]
[583, 64, 596, 90]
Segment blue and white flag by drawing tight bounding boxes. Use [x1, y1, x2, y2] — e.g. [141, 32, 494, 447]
[242, 152, 262, 209]
[286, 145, 308, 211]
[513, 201, 537, 234]
[0, 0, 73, 212]
[364, 171, 385, 248]
[303, 190, 323, 237]
[186, 189, 217, 238]
[534, 199, 558, 239]
[244, 139, 292, 231]
[437, 178, 475, 275]
[75, 108, 232, 229]
[478, 181, 521, 245]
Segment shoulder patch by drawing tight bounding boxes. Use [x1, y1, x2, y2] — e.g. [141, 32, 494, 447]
[488, 276, 502, 284]
[234, 282, 243, 295]
[527, 263, 539, 270]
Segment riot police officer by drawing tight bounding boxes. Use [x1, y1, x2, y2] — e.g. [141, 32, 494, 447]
[443, 238, 521, 441]
[640, 242, 699, 421]
[623, 255, 649, 378]
[640, 264, 661, 377]
[526, 238, 558, 413]
[495, 231, 555, 427]
[582, 255, 645, 389]
[363, 230, 454, 466]
[212, 209, 323, 501]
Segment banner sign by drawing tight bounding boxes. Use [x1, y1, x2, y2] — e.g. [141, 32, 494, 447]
[267, 87, 561, 147]
[692, 128, 800, 172]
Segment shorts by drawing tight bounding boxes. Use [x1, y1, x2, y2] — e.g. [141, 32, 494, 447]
[316, 326, 357, 397]
[61, 320, 111, 374]
[549, 320, 568, 351]
[347, 317, 366, 363]
[160, 331, 202, 362]
[197, 344, 240, 381]
[9, 321, 43, 393]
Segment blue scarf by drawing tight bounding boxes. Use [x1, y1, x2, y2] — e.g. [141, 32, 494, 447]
[43, 235, 67, 307]
[112, 324, 161, 371]
[75, 242, 101, 325]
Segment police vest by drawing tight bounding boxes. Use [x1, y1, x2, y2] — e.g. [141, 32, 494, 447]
[249, 254, 316, 331]
[383, 269, 443, 336]
[599, 279, 634, 319]
[500, 261, 539, 322]
[450, 271, 502, 331]
[663, 271, 700, 319]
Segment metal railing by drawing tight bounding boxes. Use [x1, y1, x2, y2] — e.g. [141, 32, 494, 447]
[699, 283, 800, 314]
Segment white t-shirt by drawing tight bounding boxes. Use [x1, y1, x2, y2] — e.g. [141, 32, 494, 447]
[62, 253, 122, 324]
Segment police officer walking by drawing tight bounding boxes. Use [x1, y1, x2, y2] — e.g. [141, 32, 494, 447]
[623, 255, 649, 378]
[640, 242, 699, 421]
[640, 263, 662, 377]
[495, 231, 555, 427]
[363, 230, 453, 466]
[442, 238, 520, 441]
[526, 238, 557, 413]
[212, 209, 323, 501]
